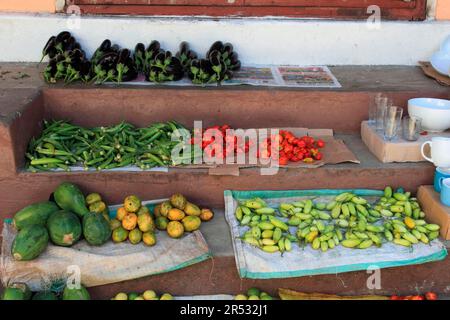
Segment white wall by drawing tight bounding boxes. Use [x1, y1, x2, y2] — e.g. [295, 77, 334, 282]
[0, 13, 449, 65]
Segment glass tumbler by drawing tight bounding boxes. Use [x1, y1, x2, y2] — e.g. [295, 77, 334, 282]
[383, 106, 403, 141]
[368, 93, 383, 125]
[375, 96, 388, 132]
[402, 116, 422, 141]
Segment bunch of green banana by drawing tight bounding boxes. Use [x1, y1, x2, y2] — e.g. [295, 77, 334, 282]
[240, 218, 295, 254]
[296, 220, 343, 252]
[383, 217, 440, 247]
[235, 198, 277, 227]
[236, 198, 294, 254]
[234, 188, 441, 254]
[370, 187, 425, 220]
[278, 199, 332, 221]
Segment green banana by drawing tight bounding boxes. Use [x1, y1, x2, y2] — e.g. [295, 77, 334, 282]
[269, 216, 289, 231]
[358, 239, 373, 249]
[341, 239, 361, 248]
[255, 207, 275, 215]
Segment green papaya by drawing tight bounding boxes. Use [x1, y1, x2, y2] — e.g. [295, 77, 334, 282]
[32, 291, 59, 300]
[62, 284, 90, 300]
[82, 212, 111, 246]
[54, 182, 89, 218]
[1, 283, 32, 300]
[47, 210, 82, 247]
[12, 225, 49, 261]
[13, 201, 59, 230]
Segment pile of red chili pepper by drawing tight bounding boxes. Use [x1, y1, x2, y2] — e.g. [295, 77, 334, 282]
[390, 292, 438, 300]
[260, 130, 325, 165]
[190, 125, 250, 159]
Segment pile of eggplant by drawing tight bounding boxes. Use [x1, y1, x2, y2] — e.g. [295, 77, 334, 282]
[134, 40, 241, 84]
[188, 41, 241, 85]
[90, 40, 137, 84]
[40, 32, 242, 85]
[41, 31, 91, 84]
[134, 41, 184, 83]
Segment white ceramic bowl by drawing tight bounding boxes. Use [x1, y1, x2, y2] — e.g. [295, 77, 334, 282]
[431, 51, 450, 76]
[408, 98, 450, 132]
[440, 35, 450, 54]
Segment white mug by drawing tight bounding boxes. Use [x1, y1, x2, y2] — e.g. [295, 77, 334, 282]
[421, 137, 450, 168]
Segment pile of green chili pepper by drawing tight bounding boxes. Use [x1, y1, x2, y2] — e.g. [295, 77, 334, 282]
[26, 120, 186, 172]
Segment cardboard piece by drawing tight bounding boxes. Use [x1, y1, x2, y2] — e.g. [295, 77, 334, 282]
[180, 127, 359, 176]
[419, 61, 450, 87]
[275, 128, 360, 168]
[417, 185, 450, 240]
[361, 121, 450, 163]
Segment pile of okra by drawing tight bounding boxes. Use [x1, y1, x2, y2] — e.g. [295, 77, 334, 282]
[26, 120, 186, 172]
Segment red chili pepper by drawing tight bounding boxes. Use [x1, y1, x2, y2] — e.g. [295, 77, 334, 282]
[425, 292, 438, 300]
[257, 131, 325, 165]
[283, 144, 293, 154]
[316, 139, 325, 148]
[296, 140, 306, 148]
[279, 156, 289, 165]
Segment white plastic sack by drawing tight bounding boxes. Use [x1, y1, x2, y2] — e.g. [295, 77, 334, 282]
[224, 189, 448, 279]
[1, 200, 211, 291]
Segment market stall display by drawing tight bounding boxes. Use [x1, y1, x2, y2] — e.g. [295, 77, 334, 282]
[26, 120, 185, 172]
[1, 184, 211, 291]
[39, 31, 341, 88]
[40, 32, 242, 85]
[224, 188, 447, 279]
[2, 28, 449, 302]
[25, 121, 358, 172]
[111, 193, 214, 242]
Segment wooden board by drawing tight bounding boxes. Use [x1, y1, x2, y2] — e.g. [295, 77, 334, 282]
[73, 0, 426, 21]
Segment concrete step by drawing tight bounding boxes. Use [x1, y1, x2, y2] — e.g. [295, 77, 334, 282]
[0, 64, 448, 177]
[0, 63, 448, 299]
[86, 210, 450, 300]
[0, 134, 435, 214]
